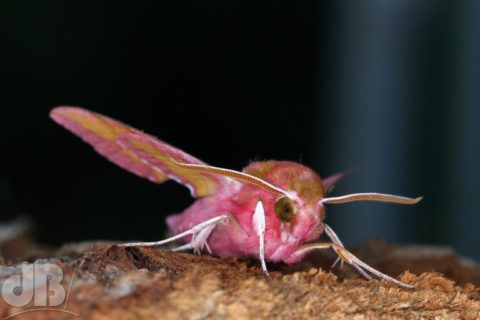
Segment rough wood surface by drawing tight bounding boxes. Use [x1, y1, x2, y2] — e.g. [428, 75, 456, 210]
[0, 235, 479, 319]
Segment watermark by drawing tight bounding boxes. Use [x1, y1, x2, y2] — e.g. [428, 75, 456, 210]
[1, 261, 78, 319]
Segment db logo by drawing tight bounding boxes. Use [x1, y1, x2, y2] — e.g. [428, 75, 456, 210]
[1, 261, 78, 318]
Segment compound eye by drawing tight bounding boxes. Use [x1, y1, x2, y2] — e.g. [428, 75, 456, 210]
[274, 197, 296, 222]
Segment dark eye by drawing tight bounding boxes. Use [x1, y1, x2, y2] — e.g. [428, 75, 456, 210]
[274, 197, 295, 222]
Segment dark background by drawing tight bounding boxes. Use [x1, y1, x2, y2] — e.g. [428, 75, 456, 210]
[1, 1, 479, 260]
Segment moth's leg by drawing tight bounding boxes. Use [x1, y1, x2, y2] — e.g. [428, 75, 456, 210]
[168, 225, 215, 254]
[189, 223, 216, 255]
[324, 224, 343, 269]
[321, 225, 353, 272]
[253, 200, 269, 278]
[293, 240, 414, 289]
[324, 224, 372, 279]
[119, 214, 230, 250]
[171, 243, 193, 252]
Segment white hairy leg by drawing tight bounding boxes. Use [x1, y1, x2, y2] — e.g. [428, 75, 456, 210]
[119, 214, 230, 249]
[171, 223, 216, 254]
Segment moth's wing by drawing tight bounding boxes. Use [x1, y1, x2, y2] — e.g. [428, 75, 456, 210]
[50, 106, 228, 197]
[117, 132, 234, 197]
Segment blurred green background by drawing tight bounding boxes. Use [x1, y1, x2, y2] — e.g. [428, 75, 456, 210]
[0, 1, 479, 260]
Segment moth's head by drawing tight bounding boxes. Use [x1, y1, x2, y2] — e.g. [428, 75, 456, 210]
[243, 161, 422, 241]
[273, 193, 325, 242]
[244, 161, 325, 205]
[243, 161, 328, 241]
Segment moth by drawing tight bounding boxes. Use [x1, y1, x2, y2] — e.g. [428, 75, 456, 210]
[50, 107, 421, 288]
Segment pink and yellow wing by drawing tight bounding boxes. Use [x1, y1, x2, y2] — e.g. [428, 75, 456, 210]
[116, 132, 234, 197]
[50, 106, 228, 197]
